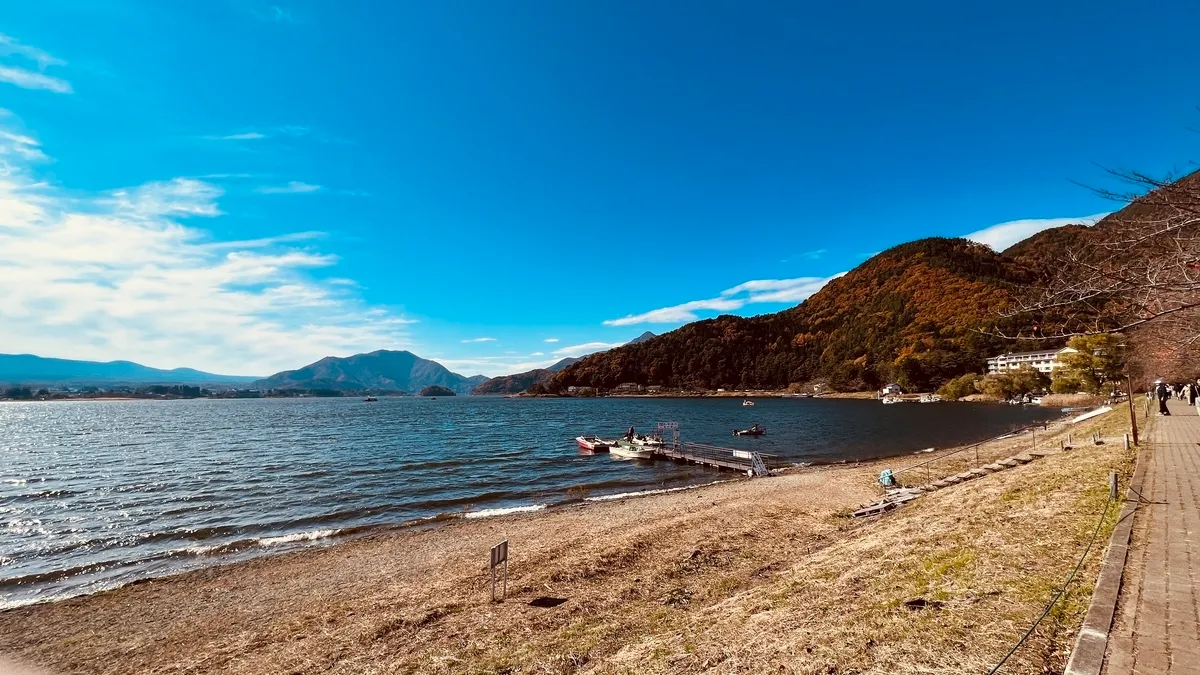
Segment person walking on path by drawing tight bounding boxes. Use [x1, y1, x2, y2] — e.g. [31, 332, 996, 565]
[1156, 380, 1171, 415]
[1189, 381, 1198, 406]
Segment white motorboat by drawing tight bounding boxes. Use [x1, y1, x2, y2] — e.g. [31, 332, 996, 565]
[881, 396, 902, 404]
[742, 400, 755, 406]
[611, 438, 655, 459]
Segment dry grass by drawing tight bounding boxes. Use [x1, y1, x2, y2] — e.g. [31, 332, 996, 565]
[1039, 393, 1107, 408]
[0, 409, 1140, 675]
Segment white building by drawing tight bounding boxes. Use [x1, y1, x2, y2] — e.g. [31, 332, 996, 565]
[986, 347, 1077, 374]
[880, 383, 903, 396]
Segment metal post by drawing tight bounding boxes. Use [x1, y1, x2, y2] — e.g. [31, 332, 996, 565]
[1109, 472, 1119, 500]
[503, 558, 508, 600]
[1127, 375, 1139, 447]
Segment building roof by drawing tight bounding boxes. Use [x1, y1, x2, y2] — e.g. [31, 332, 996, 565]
[988, 347, 1076, 360]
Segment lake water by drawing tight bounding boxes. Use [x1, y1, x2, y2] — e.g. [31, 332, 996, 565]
[0, 396, 1060, 608]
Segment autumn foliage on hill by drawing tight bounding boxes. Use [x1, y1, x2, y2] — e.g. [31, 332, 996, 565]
[552, 237, 1062, 393]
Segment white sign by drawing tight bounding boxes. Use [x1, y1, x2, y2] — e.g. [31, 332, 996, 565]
[490, 540, 509, 602]
[490, 540, 508, 568]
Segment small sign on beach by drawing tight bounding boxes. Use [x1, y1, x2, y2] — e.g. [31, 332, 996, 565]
[490, 540, 509, 602]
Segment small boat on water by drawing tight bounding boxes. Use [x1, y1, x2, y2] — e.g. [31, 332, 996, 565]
[575, 435, 611, 454]
[363, 396, 378, 402]
[611, 438, 656, 459]
[881, 396, 901, 404]
[742, 400, 755, 406]
[733, 425, 766, 437]
[918, 394, 941, 403]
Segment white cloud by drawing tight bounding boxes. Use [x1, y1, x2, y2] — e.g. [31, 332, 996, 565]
[432, 355, 563, 378]
[461, 337, 497, 343]
[254, 181, 322, 195]
[604, 275, 839, 326]
[543, 337, 559, 343]
[965, 213, 1108, 251]
[0, 113, 412, 375]
[0, 33, 66, 70]
[552, 341, 625, 356]
[530, 351, 544, 356]
[0, 65, 72, 94]
[202, 126, 310, 142]
[0, 35, 70, 94]
[0, 130, 49, 162]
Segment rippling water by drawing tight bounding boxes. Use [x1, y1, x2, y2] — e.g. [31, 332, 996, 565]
[0, 396, 1059, 608]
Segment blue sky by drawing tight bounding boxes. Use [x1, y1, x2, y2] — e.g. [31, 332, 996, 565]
[0, 1, 1197, 376]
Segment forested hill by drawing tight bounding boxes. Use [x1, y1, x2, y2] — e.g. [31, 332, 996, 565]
[551, 237, 1061, 393]
[254, 350, 486, 395]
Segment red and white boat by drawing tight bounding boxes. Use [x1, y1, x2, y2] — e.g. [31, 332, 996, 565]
[575, 436, 611, 454]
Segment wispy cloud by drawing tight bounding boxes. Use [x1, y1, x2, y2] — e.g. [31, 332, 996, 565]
[0, 129, 49, 162]
[552, 341, 625, 356]
[781, 249, 827, 263]
[215, 132, 267, 141]
[530, 351, 544, 356]
[201, 126, 310, 142]
[0, 34, 71, 94]
[267, 5, 294, 22]
[461, 337, 497, 343]
[431, 355, 563, 378]
[543, 337, 559, 343]
[0, 113, 412, 375]
[0, 33, 66, 70]
[243, 4, 297, 23]
[254, 181, 322, 195]
[965, 213, 1109, 251]
[604, 276, 839, 326]
[0, 65, 72, 94]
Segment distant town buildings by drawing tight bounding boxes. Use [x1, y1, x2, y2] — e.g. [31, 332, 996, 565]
[986, 347, 1077, 374]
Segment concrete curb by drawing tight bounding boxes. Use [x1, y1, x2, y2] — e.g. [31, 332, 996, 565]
[1063, 438, 1149, 675]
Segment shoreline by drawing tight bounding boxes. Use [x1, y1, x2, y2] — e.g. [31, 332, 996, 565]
[0, 412, 1070, 614]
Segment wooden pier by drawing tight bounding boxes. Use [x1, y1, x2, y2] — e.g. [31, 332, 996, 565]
[654, 441, 778, 476]
[643, 422, 778, 476]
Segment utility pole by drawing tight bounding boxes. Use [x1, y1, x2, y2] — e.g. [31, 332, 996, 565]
[1127, 374, 1139, 447]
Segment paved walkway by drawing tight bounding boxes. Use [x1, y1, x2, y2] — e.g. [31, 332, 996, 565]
[1105, 399, 1200, 674]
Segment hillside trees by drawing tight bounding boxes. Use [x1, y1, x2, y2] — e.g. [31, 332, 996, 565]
[553, 238, 1036, 393]
[979, 366, 1049, 399]
[1000, 169, 1200, 379]
[1051, 334, 1126, 394]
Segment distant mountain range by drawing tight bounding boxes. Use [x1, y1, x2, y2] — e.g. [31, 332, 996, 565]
[0, 354, 258, 386]
[0, 333, 660, 393]
[252, 350, 487, 395]
[471, 332, 656, 395]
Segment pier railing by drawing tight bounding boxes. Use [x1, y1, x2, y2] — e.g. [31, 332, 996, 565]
[659, 441, 784, 472]
[890, 422, 1050, 488]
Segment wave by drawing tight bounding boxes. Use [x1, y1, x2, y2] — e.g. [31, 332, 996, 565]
[463, 504, 546, 519]
[255, 529, 340, 547]
[584, 480, 730, 502]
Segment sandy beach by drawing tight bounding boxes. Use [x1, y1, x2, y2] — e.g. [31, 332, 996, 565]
[0, 411, 1133, 674]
